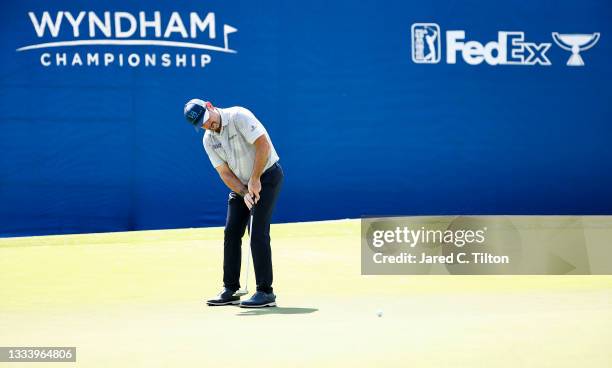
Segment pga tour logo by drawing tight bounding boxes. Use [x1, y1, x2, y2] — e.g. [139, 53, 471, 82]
[412, 23, 600, 66]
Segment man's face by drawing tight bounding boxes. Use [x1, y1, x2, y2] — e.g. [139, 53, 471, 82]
[201, 108, 221, 131]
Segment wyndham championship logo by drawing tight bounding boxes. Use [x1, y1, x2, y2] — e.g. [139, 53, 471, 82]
[412, 23, 600, 67]
[17, 11, 239, 68]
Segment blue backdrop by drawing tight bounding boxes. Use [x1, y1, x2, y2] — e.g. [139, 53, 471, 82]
[1, 1, 611, 236]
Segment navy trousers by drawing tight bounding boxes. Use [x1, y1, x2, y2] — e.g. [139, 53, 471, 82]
[223, 162, 284, 294]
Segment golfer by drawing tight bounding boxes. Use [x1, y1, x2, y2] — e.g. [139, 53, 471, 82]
[183, 99, 283, 308]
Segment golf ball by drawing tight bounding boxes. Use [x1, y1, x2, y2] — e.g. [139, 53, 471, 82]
[376, 309, 383, 317]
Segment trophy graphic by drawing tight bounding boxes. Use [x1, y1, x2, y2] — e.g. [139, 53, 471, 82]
[552, 32, 600, 66]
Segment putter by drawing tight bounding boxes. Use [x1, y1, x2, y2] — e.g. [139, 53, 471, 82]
[233, 203, 255, 297]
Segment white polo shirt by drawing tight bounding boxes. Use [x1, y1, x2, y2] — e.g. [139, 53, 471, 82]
[203, 106, 279, 185]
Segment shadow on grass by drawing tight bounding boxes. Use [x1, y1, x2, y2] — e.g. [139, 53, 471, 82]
[237, 307, 318, 316]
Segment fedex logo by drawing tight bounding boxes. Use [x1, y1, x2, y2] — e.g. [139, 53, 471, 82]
[446, 31, 551, 65]
[412, 23, 551, 66]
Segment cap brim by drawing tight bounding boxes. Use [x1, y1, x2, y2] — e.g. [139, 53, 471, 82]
[192, 110, 210, 131]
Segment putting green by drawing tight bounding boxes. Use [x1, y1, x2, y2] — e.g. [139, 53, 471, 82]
[1, 219, 611, 367]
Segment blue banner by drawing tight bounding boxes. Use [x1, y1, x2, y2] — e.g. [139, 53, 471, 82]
[1, 1, 610, 236]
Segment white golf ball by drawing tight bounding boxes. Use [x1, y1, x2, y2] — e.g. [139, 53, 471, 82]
[376, 309, 383, 317]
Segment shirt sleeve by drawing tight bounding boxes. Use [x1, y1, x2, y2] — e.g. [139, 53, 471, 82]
[203, 137, 225, 168]
[235, 108, 267, 144]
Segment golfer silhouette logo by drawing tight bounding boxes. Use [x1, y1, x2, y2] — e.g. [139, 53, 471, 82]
[412, 23, 441, 64]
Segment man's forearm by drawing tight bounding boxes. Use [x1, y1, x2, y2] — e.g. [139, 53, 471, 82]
[220, 171, 248, 196]
[251, 138, 270, 180]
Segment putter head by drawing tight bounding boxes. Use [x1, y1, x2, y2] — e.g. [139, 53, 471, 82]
[233, 289, 248, 297]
